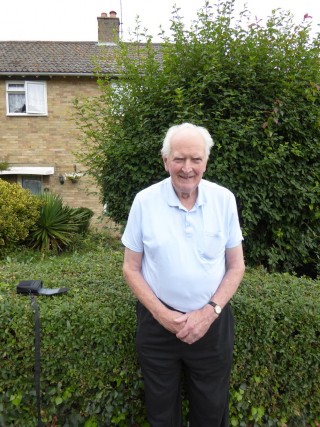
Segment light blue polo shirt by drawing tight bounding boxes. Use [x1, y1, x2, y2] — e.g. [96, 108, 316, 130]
[121, 177, 243, 312]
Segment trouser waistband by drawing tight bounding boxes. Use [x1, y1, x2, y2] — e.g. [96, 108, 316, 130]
[159, 299, 186, 314]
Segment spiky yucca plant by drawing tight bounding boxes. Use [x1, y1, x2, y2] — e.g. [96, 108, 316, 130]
[28, 192, 93, 252]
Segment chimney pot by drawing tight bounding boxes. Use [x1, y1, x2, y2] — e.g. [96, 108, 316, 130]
[97, 11, 120, 43]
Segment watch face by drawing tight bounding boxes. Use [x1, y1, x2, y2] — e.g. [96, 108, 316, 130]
[215, 305, 222, 314]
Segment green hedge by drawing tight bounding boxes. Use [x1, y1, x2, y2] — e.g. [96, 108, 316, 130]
[0, 247, 319, 426]
[230, 269, 319, 427]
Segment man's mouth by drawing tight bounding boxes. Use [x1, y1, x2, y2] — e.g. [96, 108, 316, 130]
[179, 175, 194, 180]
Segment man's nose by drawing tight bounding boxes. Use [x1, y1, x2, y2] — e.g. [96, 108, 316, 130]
[182, 160, 192, 173]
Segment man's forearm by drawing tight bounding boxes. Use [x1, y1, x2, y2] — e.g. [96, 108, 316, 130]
[123, 266, 165, 318]
[208, 245, 245, 309]
[209, 265, 245, 308]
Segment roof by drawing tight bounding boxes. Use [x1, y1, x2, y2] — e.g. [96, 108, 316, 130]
[0, 41, 118, 76]
[0, 41, 163, 77]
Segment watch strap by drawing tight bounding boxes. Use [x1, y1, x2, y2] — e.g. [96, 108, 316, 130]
[208, 301, 218, 309]
[207, 301, 222, 315]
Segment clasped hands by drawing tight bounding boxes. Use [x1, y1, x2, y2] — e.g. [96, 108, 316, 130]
[158, 306, 217, 345]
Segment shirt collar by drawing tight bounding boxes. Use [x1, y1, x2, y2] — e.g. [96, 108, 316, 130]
[165, 178, 206, 209]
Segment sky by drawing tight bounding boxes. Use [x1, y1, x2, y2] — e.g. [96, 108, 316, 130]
[0, 0, 319, 42]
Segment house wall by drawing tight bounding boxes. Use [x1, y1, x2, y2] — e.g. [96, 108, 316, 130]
[0, 77, 106, 223]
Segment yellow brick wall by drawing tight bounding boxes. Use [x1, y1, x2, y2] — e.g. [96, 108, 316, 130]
[0, 77, 107, 223]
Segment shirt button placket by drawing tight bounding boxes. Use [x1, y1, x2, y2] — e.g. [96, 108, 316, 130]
[185, 212, 192, 236]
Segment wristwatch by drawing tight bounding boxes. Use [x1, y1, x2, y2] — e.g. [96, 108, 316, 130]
[207, 301, 222, 315]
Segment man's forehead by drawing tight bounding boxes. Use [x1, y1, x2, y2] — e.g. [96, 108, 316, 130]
[171, 129, 206, 152]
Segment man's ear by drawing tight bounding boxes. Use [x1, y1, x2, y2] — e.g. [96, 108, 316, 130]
[163, 157, 169, 172]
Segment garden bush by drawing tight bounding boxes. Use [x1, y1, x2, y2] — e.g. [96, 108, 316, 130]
[0, 244, 319, 426]
[230, 269, 319, 427]
[72, 207, 94, 235]
[0, 246, 145, 427]
[75, 0, 320, 277]
[0, 179, 42, 251]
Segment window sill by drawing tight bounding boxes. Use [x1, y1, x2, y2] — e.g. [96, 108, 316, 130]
[6, 113, 48, 117]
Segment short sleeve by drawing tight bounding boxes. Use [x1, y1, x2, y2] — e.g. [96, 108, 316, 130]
[226, 193, 243, 249]
[121, 196, 144, 253]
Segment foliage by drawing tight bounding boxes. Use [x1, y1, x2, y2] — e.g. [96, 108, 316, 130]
[64, 172, 83, 183]
[0, 179, 42, 250]
[0, 161, 9, 172]
[230, 268, 320, 427]
[74, 0, 320, 277]
[0, 244, 146, 427]
[0, 244, 319, 426]
[71, 207, 94, 234]
[26, 192, 94, 253]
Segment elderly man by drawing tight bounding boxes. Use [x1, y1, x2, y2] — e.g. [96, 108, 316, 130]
[122, 123, 245, 427]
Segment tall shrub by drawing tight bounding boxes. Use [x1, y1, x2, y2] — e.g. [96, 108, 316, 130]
[0, 179, 42, 251]
[75, 0, 320, 276]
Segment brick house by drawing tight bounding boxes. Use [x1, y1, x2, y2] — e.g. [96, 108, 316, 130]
[0, 12, 121, 222]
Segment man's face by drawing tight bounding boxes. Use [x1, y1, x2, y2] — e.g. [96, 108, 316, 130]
[163, 128, 207, 198]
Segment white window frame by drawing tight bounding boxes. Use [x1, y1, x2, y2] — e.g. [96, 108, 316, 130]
[6, 81, 48, 116]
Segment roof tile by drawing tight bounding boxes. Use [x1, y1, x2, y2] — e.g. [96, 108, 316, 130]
[0, 41, 163, 76]
[0, 41, 119, 75]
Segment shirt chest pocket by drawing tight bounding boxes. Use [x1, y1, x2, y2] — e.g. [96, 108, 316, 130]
[200, 230, 225, 260]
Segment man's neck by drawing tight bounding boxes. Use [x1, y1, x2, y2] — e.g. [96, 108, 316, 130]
[177, 189, 198, 210]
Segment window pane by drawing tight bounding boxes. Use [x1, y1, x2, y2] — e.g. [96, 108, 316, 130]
[8, 83, 25, 90]
[8, 93, 26, 113]
[22, 176, 42, 195]
[26, 82, 46, 113]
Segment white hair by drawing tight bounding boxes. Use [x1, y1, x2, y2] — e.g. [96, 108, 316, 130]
[161, 123, 214, 160]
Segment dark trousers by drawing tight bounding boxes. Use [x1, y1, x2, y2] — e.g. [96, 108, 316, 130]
[136, 302, 234, 427]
